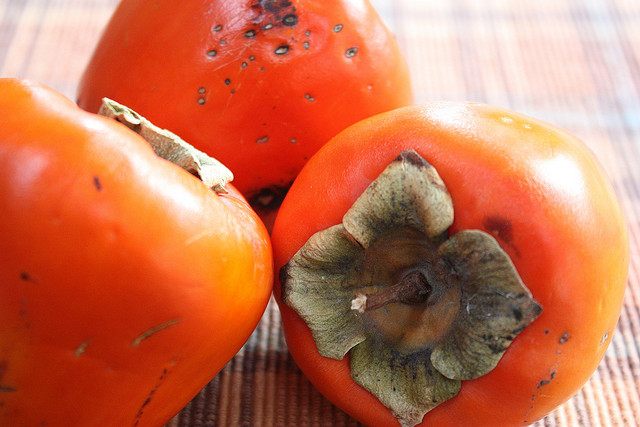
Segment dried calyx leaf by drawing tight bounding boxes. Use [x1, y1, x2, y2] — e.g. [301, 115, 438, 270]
[99, 98, 233, 193]
[281, 150, 542, 427]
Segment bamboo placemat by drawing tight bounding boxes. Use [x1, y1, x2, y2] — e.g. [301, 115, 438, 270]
[1, 0, 639, 425]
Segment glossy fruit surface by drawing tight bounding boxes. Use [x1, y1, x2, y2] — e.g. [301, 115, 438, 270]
[272, 103, 628, 426]
[77, 0, 413, 220]
[0, 78, 273, 426]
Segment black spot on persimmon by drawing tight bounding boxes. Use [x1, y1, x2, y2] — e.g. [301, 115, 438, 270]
[197, 98, 206, 105]
[20, 272, 32, 282]
[245, 29, 257, 38]
[274, 45, 289, 55]
[133, 368, 170, 426]
[256, 0, 293, 14]
[282, 14, 297, 26]
[198, 87, 206, 94]
[252, 0, 296, 28]
[333, 24, 343, 33]
[559, 332, 570, 344]
[207, 49, 217, 57]
[304, 94, 315, 102]
[224, 78, 231, 85]
[537, 370, 556, 388]
[345, 47, 358, 58]
[93, 176, 102, 191]
[212, 24, 223, 32]
[256, 136, 269, 143]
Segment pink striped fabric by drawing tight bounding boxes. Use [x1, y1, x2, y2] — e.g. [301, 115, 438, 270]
[1, 0, 638, 425]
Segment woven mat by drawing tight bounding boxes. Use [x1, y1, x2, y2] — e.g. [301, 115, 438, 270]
[1, 0, 639, 425]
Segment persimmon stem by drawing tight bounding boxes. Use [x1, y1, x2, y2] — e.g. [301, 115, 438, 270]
[351, 271, 431, 314]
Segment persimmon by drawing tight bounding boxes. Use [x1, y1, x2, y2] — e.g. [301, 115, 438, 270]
[272, 103, 628, 426]
[0, 78, 272, 426]
[77, 0, 413, 227]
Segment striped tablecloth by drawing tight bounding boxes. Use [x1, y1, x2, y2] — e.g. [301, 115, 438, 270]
[1, 0, 639, 425]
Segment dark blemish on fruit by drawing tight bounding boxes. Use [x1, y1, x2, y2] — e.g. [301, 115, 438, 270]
[537, 371, 556, 389]
[345, 47, 358, 58]
[538, 379, 551, 388]
[483, 215, 521, 257]
[133, 368, 170, 426]
[545, 329, 550, 335]
[305, 30, 311, 36]
[304, 94, 315, 102]
[224, 78, 231, 85]
[483, 215, 513, 243]
[207, 49, 217, 57]
[213, 24, 222, 32]
[230, 89, 236, 94]
[282, 14, 297, 26]
[197, 97, 206, 105]
[20, 272, 32, 282]
[256, 0, 293, 14]
[0, 361, 16, 392]
[303, 41, 310, 49]
[333, 24, 343, 33]
[260, 67, 265, 71]
[245, 29, 257, 38]
[274, 45, 289, 55]
[263, 23, 274, 30]
[219, 39, 227, 45]
[241, 62, 248, 68]
[198, 87, 206, 94]
[290, 138, 297, 143]
[257, 136, 269, 143]
[249, 55, 256, 61]
[93, 176, 102, 191]
[559, 332, 570, 344]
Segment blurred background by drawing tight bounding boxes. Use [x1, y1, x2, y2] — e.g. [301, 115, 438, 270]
[1, 0, 638, 425]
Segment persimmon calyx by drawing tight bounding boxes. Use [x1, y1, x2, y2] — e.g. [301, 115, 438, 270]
[99, 98, 233, 193]
[280, 150, 542, 427]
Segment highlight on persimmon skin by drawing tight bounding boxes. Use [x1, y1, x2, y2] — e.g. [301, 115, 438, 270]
[0, 78, 273, 427]
[77, 0, 414, 226]
[271, 102, 628, 427]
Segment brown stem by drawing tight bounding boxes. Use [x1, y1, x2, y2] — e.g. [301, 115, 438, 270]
[351, 271, 431, 313]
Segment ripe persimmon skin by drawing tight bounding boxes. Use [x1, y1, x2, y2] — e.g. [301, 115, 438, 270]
[0, 78, 273, 426]
[76, 0, 413, 210]
[272, 103, 628, 426]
